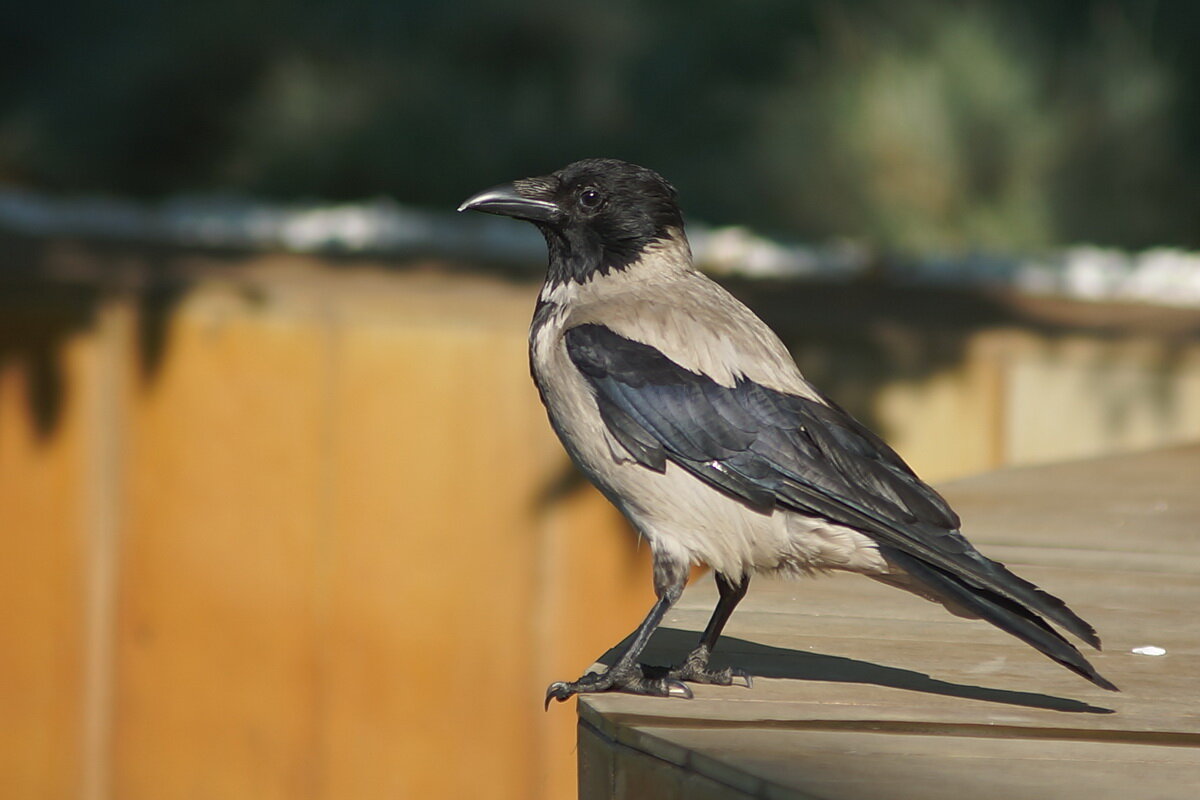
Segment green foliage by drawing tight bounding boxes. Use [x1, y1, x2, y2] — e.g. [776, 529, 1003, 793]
[1, 0, 1197, 249]
[758, 7, 1057, 250]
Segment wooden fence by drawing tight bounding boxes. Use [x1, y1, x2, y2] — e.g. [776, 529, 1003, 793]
[3, 234, 1199, 799]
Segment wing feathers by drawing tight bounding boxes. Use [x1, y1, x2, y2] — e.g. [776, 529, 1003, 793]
[595, 397, 666, 471]
[564, 323, 1107, 664]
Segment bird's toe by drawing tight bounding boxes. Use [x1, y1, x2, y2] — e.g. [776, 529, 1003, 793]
[655, 645, 754, 688]
[730, 667, 753, 688]
[543, 664, 697, 708]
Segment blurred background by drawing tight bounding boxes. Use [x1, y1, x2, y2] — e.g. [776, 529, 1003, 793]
[3, 1, 1200, 798]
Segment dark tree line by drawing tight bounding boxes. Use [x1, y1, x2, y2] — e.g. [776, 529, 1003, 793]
[3, 0, 1198, 250]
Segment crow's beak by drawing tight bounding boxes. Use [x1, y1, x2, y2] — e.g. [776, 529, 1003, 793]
[457, 180, 561, 223]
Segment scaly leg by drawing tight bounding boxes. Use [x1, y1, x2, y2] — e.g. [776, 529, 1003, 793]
[545, 555, 691, 707]
[661, 572, 752, 687]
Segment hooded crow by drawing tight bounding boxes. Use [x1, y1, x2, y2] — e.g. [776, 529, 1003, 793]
[459, 158, 1117, 705]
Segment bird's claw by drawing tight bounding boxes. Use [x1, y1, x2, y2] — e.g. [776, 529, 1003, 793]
[543, 646, 753, 709]
[657, 645, 754, 689]
[659, 663, 753, 688]
[544, 681, 574, 710]
[543, 666, 694, 710]
[731, 668, 754, 689]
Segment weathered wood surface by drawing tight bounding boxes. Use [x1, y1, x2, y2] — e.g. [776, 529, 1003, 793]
[578, 445, 1200, 799]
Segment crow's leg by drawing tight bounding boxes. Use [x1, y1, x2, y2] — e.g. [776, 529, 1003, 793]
[545, 555, 690, 707]
[660, 572, 752, 687]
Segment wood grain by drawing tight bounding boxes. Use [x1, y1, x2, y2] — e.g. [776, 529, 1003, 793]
[580, 446, 1200, 799]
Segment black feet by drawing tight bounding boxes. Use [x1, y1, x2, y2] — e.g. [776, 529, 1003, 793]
[545, 661, 692, 708]
[544, 645, 752, 708]
[661, 644, 753, 688]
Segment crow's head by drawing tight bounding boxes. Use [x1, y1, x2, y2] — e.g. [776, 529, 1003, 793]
[459, 158, 685, 283]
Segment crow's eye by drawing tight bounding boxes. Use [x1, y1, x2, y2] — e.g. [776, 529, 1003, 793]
[579, 188, 603, 209]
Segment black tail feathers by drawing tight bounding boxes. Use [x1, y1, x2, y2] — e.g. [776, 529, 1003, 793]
[883, 546, 1118, 692]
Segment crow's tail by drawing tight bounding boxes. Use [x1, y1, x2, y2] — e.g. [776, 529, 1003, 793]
[881, 546, 1119, 692]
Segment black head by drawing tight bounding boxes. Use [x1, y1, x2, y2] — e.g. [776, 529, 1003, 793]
[458, 158, 685, 284]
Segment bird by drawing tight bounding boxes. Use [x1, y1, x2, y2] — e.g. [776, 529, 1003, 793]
[458, 158, 1117, 705]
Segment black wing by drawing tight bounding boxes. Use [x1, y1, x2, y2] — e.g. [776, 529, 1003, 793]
[565, 324, 1111, 682]
[565, 322, 964, 552]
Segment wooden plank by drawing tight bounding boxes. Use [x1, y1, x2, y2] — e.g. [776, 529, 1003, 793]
[950, 545, 1200, 575]
[939, 444, 1200, 555]
[633, 726, 1200, 800]
[113, 288, 327, 800]
[868, 331, 1007, 482]
[317, 270, 657, 800]
[0, 302, 94, 800]
[664, 606, 1200, 653]
[323, 311, 548, 800]
[1002, 335, 1200, 470]
[672, 568, 1198, 651]
[579, 446, 1200, 798]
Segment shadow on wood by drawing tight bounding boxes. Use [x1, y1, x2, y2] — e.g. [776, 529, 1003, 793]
[595, 627, 1113, 715]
